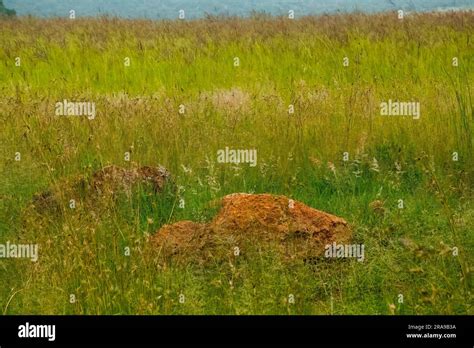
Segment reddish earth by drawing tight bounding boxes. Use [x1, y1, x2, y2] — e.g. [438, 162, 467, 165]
[151, 193, 351, 261]
[151, 221, 209, 254]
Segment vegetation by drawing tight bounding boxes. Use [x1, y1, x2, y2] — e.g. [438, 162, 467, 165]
[0, 0, 15, 16]
[0, 12, 472, 314]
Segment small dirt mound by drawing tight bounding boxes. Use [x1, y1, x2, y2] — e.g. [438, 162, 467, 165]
[29, 164, 172, 215]
[150, 193, 351, 262]
[91, 165, 171, 197]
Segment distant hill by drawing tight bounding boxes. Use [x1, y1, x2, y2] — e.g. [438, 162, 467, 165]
[0, 0, 16, 16]
[3, 0, 473, 19]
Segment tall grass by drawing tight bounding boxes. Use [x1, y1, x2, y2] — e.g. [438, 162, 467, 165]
[0, 11, 472, 314]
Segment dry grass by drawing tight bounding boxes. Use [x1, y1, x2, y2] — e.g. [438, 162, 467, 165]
[0, 11, 472, 314]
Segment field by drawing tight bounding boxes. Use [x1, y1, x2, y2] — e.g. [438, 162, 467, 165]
[0, 11, 473, 315]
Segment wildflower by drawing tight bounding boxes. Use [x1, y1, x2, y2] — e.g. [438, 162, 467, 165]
[370, 158, 380, 172]
[181, 164, 192, 174]
[328, 162, 337, 176]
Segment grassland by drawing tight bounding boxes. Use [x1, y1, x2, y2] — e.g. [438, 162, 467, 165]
[0, 11, 473, 314]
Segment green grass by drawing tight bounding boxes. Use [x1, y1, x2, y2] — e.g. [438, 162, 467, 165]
[0, 11, 473, 314]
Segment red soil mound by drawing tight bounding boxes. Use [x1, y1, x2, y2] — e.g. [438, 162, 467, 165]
[151, 193, 351, 261]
